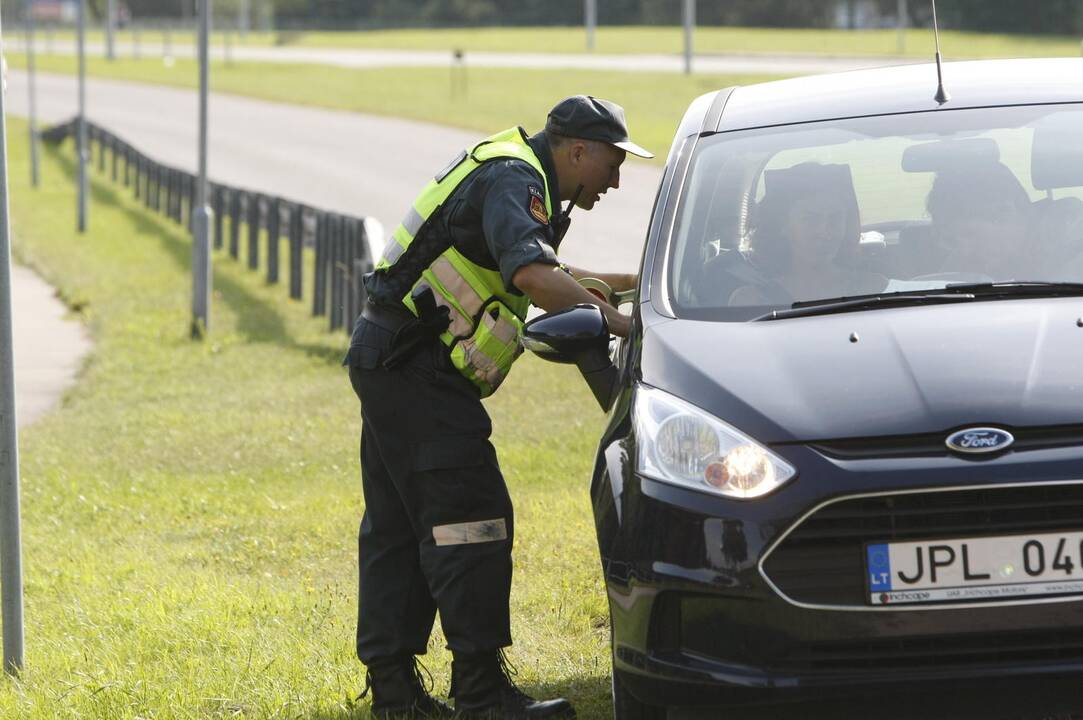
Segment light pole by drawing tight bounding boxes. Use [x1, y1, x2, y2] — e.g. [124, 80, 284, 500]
[682, 0, 695, 75]
[76, 0, 88, 232]
[25, 0, 39, 187]
[192, 0, 213, 337]
[0, 0, 26, 678]
[106, 0, 115, 60]
[585, 0, 596, 52]
[897, 0, 908, 55]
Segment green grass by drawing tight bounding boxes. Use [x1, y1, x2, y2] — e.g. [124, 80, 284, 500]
[2, 115, 615, 717]
[22, 25, 1083, 58]
[7, 53, 781, 163]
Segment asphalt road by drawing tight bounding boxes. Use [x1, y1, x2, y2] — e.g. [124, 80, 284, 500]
[6, 70, 660, 273]
[7, 39, 910, 76]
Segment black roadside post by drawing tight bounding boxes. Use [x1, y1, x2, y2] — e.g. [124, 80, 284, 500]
[212, 185, 224, 250]
[344, 219, 356, 327]
[347, 218, 366, 327]
[313, 212, 327, 317]
[288, 204, 304, 300]
[359, 220, 371, 309]
[329, 214, 343, 330]
[110, 136, 118, 182]
[229, 190, 242, 260]
[266, 198, 280, 284]
[152, 163, 162, 211]
[247, 194, 261, 270]
[186, 174, 196, 232]
[166, 167, 176, 221]
[133, 153, 141, 197]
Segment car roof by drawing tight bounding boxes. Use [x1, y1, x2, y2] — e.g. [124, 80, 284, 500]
[708, 58, 1083, 134]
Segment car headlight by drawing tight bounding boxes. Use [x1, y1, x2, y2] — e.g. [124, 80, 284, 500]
[634, 385, 796, 499]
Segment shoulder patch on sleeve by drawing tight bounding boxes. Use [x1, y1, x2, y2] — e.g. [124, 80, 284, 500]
[527, 184, 544, 200]
[529, 195, 549, 224]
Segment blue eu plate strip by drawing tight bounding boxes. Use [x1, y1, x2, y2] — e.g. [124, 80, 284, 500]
[867, 543, 893, 592]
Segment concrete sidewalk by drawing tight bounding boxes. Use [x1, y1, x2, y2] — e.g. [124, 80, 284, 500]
[10, 263, 91, 428]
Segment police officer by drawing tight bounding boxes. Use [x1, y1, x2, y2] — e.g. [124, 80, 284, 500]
[345, 96, 652, 719]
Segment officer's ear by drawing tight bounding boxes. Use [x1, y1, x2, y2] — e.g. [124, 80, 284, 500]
[568, 140, 591, 167]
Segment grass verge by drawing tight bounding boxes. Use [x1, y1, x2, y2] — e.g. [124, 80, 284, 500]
[18, 25, 1083, 58]
[2, 114, 614, 718]
[6, 54, 782, 163]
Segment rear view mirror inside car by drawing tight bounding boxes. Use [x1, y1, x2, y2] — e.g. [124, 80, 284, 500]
[901, 137, 1000, 172]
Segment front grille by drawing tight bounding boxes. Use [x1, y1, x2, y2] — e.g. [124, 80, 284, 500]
[761, 482, 1083, 607]
[784, 627, 1083, 671]
[810, 424, 1083, 459]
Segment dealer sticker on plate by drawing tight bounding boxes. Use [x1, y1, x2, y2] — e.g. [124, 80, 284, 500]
[866, 530, 1083, 605]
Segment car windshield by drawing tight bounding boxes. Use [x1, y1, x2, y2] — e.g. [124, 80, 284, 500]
[668, 103, 1083, 320]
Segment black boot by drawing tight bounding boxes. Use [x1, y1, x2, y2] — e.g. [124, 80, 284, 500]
[359, 656, 455, 719]
[450, 650, 576, 719]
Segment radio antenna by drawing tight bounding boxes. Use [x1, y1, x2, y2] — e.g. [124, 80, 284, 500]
[931, 0, 950, 104]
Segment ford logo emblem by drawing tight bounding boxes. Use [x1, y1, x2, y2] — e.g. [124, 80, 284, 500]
[945, 427, 1015, 454]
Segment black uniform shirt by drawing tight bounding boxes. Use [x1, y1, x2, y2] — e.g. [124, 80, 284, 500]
[346, 130, 565, 365]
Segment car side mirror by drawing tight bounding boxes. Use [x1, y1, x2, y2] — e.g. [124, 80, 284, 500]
[522, 304, 620, 411]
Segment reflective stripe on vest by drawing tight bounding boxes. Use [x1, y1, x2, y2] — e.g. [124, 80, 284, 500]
[374, 127, 552, 397]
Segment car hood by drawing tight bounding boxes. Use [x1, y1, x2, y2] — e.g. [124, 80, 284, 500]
[640, 298, 1083, 443]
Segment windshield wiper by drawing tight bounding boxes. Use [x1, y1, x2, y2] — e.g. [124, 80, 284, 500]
[936, 281, 1083, 297]
[755, 282, 1083, 322]
[756, 292, 975, 321]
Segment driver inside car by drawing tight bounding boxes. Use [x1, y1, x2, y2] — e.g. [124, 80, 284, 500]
[730, 162, 886, 306]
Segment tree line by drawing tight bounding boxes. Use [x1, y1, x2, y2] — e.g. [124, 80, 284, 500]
[268, 0, 1083, 34]
[15, 0, 1083, 34]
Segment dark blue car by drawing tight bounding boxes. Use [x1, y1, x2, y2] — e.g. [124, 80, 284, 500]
[525, 58, 1083, 719]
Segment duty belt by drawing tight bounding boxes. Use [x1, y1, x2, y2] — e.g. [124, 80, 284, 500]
[364, 289, 451, 370]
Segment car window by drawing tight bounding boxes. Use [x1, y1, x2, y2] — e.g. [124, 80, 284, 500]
[669, 104, 1083, 319]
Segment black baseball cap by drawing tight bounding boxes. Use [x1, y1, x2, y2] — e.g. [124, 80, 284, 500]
[545, 95, 654, 159]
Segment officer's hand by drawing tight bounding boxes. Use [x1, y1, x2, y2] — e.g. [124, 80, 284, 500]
[614, 273, 638, 293]
[608, 311, 631, 338]
[514, 262, 631, 338]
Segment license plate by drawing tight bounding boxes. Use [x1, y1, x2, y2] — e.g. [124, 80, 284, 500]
[866, 530, 1083, 605]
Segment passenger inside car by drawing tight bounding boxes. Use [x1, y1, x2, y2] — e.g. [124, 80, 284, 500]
[729, 162, 886, 305]
[1034, 196, 1083, 279]
[924, 161, 1033, 280]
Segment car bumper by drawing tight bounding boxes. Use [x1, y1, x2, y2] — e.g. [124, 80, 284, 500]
[598, 441, 1083, 709]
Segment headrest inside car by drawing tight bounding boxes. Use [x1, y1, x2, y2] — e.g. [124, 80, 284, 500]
[1031, 110, 1083, 191]
[761, 162, 858, 219]
[901, 138, 1000, 172]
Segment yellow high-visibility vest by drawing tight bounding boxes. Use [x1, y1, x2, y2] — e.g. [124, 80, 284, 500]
[374, 127, 553, 397]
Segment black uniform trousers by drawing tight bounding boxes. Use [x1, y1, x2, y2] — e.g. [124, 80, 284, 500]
[347, 317, 515, 663]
